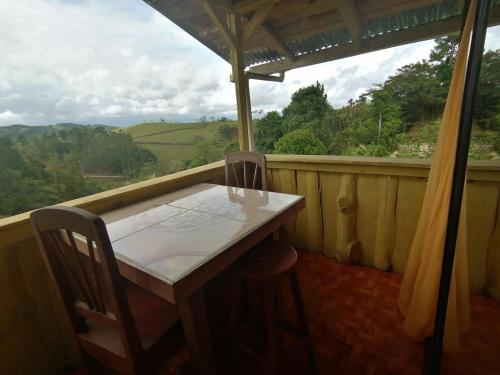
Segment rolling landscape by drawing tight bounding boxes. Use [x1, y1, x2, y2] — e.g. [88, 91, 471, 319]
[117, 119, 239, 172]
[1, 36, 498, 219]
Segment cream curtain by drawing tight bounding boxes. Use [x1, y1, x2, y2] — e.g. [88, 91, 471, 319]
[398, 0, 476, 352]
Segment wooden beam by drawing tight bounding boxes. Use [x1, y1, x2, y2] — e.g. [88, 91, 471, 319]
[335, 0, 363, 45]
[229, 13, 252, 151]
[244, 0, 441, 51]
[233, 0, 277, 15]
[207, 0, 232, 11]
[249, 6, 500, 74]
[246, 71, 285, 82]
[241, 2, 275, 47]
[257, 21, 296, 61]
[200, 0, 237, 49]
[268, 0, 337, 27]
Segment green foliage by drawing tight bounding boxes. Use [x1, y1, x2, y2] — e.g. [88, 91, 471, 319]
[255, 111, 283, 153]
[120, 120, 238, 173]
[21, 126, 157, 176]
[224, 140, 239, 155]
[475, 50, 500, 131]
[493, 131, 500, 153]
[274, 129, 327, 155]
[0, 135, 99, 217]
[217, 124, 235, 141]
[136, 161, 164, 181]
[282, 82, 333, 143]
[394, 121, 497, 160]
[185, 141, 222, 168]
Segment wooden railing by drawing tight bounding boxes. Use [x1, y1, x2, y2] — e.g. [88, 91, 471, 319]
[0, 161, 226, 374]
[1, 156, 499, 373]
[265, 155, 500, 299]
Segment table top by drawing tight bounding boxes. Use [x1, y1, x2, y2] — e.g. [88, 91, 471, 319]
[101, 183, 303, 285]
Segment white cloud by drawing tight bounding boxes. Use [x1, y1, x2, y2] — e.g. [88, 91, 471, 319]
[0, 110, 25, 124]
[0, 0, 499, 126]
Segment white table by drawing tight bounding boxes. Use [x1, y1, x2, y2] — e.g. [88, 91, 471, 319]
[101, 183, 305, 374]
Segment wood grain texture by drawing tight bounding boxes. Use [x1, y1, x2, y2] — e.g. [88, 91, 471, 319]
[390, 177, 426, 274]
[264, 156, 500, 298]
[356, 174, 379, 266]
[1, 156, 499, 374]
[0, 239, 80, 374]
[296, 170, 323, 253]
[467, 183, 500, 293]
[319, 172, 341, 258]
[270, 168, 298, 243]
[373, 176, 398, 271]
[486, 188, 500, 299]
[336, 174, 360, 263]
[0, 162, 226, 373]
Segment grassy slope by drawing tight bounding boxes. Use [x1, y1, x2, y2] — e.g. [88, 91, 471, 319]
[397, 120, 498, 159]
[118, 120, 238, 172]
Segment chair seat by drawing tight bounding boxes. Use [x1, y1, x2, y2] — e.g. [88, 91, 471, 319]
[79, 283, 179, 359]
[234, 240, 298, 280]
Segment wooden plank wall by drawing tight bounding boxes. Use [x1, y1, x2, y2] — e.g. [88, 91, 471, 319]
[266, 155, 500, 299]
[0, 162, 226, 374]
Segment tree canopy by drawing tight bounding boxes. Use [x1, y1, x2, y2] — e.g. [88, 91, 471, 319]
[255, 36, 499, 159]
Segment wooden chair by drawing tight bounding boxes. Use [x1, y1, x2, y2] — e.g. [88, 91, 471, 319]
[225, 151, 268, 190]
[31, 206, 183, 375]
[224, 152, 317, 374]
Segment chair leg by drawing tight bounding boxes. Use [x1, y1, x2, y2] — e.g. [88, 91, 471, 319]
[264, 282, 278, 375]
[289, 270, 318, 375]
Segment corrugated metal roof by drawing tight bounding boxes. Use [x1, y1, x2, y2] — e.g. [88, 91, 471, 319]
[145, 0, 500, 73]
[243, 0, 499, 68]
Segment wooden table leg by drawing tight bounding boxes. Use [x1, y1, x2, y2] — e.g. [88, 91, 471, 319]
[178, 287, 217, 375]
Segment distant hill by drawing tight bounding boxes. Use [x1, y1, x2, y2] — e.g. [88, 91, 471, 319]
[118, 120, 238, 172]
[0, 123, 116, 139]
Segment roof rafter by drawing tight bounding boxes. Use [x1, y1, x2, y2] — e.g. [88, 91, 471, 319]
[256, 22, 296, 61]
[241, 1, 275, 47]
[245, 0, 439, 50]
[249, 6, 500, 74]
[233, 0, 278, 14]
[200, 0, 237, 49]
[335, 0, 363, 45]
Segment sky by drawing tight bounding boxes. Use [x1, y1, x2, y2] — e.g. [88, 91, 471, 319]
[0, 0, 499, 127]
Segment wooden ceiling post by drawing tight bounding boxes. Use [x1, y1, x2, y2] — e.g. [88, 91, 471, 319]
[229, 13, 252, 151]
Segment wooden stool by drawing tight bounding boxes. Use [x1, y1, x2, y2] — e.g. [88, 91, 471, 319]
[230, 240, 317, 375]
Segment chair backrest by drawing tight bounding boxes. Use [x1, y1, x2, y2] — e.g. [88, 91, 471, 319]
[225, 151, 268, 191]
[30, 206, 144, 367]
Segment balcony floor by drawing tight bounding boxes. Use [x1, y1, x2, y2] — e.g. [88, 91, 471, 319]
[291, 251, 500, 375]
[74, 251, 500, 375]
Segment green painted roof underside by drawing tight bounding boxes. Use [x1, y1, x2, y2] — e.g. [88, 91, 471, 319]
[244, 1, 500, 67]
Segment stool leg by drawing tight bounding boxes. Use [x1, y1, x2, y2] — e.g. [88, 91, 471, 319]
[264, 282, 278, 375]
[290, 270, 318, 375]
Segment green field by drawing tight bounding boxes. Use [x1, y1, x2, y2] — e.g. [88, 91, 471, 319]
[118, 120, 238, 172]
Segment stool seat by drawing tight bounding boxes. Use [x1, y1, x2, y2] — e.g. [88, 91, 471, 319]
[234, 240, 298, 280]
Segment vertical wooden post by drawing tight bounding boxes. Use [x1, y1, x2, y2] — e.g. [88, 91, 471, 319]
[336, 174, 361, 263]
[229, 14, 252, 151]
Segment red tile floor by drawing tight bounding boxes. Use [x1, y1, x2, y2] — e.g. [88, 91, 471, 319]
[75, 250, 500, 374]
[290, 251, 500, 375]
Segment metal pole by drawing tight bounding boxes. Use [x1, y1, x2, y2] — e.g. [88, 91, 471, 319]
[425, 1, 491, 374]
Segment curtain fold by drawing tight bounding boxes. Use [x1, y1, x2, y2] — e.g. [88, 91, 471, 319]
[398, 0, 476, 352]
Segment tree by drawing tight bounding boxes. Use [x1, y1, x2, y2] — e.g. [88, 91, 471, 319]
[379, 62, 443, 125]
[255, 111, 283, 153]
[282, 82, 333, 143]
[475, 50, 500, 131]
[429, 35, 459, 92]
[274, 129, 327, 155]
[217, 124, 236, 141]
[186, 141, 221, 168]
